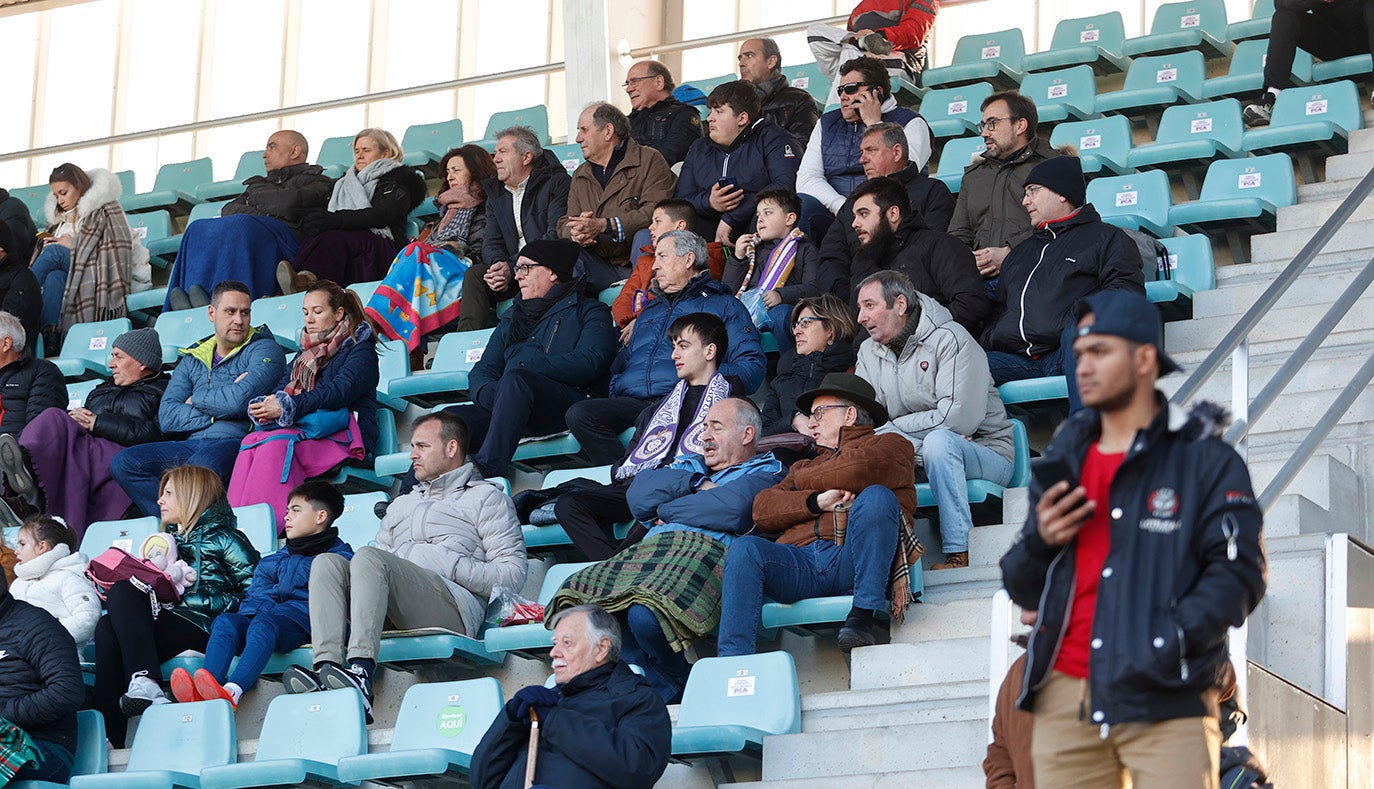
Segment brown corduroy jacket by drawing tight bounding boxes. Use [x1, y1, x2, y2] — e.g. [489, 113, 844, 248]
[984, 653, 1035, 788]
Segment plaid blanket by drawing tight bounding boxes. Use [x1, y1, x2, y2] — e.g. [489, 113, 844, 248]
[548, 530, 726, 653]
[888, 516, 925, 624]
[0, 716, 40, 782]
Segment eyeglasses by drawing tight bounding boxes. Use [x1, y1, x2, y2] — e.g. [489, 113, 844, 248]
[513, 263, 540, 276]
[793, 316, 826, 330]
[1023, 185, 1045, 198]
[808, 404, 851, 420]
[622, 75, 657, 89]
[836, 82, 878, 96]
[976, 116, 1021, 134]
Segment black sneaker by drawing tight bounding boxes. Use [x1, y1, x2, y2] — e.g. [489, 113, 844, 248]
[319, 663, 374, 723]
[1243, 98, 1274, 128]
[281, 664, 324, 695]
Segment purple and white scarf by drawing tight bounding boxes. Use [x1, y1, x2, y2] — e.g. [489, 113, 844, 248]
[614, 372, 732, 481]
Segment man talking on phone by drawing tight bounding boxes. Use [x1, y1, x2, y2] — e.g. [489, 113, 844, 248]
[1000, 290, 1266, 789]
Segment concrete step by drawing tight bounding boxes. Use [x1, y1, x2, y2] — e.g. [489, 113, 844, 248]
[1276, 192, 1374, 233]
[728, 765, 986, 788]
[1320, 148, 1374, 183]
[800, 683, 988, 732]
[1247, 532, 1335, 701]
[890, 598, 991, 646]
[1246, 216, 1374, 264]
[1191, 258, 1372, 319]
[758, 718, 987, 781]
[850, 637, 990, 690]
[1166, 294, 1374, 355]
[970, 522, 1019, 568]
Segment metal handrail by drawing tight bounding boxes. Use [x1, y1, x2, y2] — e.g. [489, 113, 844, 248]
[627, 15, 847, 57]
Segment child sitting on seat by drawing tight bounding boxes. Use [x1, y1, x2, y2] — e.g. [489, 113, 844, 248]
[9, 515, 100, 647]
[170, 480, 352, 709]
[724, 188, 822, 341]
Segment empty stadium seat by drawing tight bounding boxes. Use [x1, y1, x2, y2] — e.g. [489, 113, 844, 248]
[933, 136, 987, 193]
[1127, 99, 1245, 176]
[50, 318, 132, 379]
[1019, 65, 1098, 123]
[315, 135, 355, 178]
[65, 378, 101, 409]
[597, 285, 620, 307]
[1203, 39, 1311, 100]
[1310, 53, 1373, 84]
[13, 184, 49, 226]
[922, 28, 1027, 90]
[11, 710, 108, 789]
[156, 307, 216, 365]
[520, 466, 618, 554]
[682, 73, 738, 97]
[401, 119, 466, 170]
[1243, 80, 1363, 156]
[121, 158, 212, 214]
[126, 210, 178, 266]
[1150, 233, 1217, 318]
[387, 328, 495, 405]
[373, 338, 410, 412]
[998, 376, 1069, 407]
[1122, 0, 1232, 60]
[335, 491, 388, 549]
[1168, 153, 1296, 249]
[70, 700, 236, 788]
[483, 561, 595, 655]
[1022, 12, 1129, 75]
[250, 291, 306, 351]
[471, 105, 552, 152]
[232, 502, 277, 555]
[1085, 169, 1175, 237]
[671, 652, 801, 760]
[195, 151, 267, 202]
[549, 142, 585, 175]
[1096, 52, 1205, 116]
[783, 60, 831, 105]
[1049, 116, 1133, 176]
[920, 83, 994, 138]
[197, 689, 366, 789]
[79, 516, 160, 556]
[1227, 0, 1275, 42]
[115, 171, 136, 197]
[335, 678, 504, 783]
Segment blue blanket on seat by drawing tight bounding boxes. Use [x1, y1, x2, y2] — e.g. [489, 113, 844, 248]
[166, 214, 299, 308]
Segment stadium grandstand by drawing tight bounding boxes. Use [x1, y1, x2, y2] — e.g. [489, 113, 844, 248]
[1, 0, 1373, 786]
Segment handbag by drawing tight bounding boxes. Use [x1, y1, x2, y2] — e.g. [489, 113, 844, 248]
[86, 547, 183, 605]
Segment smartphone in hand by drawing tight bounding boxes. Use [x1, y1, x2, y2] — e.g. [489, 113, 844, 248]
[1031, 456, 1076, 492]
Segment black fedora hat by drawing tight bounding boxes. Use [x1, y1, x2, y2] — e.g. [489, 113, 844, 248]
[795, 372, 889, 426]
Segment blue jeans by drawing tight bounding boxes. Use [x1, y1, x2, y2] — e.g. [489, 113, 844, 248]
[204, 611, 311, 691]
[717, 485, 900, 656]
[10, 737, 74, 783]
[618, 604, 691, 703]
[32, 243, 71, 328]
[985, 321, 1082, 412]
[921, 429, 1014, 554]
[111, 438, 243, 517]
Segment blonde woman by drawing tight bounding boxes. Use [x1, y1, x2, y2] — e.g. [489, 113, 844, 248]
[91, 465, 259, 747]
[281, 128, 426, 289]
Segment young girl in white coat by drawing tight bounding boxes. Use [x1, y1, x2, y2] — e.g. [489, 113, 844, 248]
[10, 516, 100, 646]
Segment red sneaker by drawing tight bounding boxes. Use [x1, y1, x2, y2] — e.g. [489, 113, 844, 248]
[169, 668, 201, 703]
[193, 669, 237, 710]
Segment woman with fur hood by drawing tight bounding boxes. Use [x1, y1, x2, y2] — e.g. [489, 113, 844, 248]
[31, 163, 150, 346]
[8, 516, 100, 647]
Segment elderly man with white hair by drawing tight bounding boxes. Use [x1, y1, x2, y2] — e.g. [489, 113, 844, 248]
[470, 604, 671, 789]
[0, 311, 65, 438]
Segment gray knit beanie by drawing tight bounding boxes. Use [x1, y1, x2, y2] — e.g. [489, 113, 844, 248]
[112, 327, 163, 372]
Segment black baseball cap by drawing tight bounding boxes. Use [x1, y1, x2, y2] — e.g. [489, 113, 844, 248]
[1074, 290, 1181, 375]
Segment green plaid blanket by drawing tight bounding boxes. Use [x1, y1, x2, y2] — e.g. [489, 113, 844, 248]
[0, 715, 40, 781]
[548, 529, 726, 653]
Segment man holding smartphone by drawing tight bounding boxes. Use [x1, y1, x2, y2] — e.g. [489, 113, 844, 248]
[1000, 290, 1266, 788]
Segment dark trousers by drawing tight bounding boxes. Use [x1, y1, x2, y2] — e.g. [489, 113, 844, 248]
[94, 581, 210, 746]
[565, 396, 656, 465]
[11, 738, 74, 783]
[454, 262, 518, 331]
[446, 369, 588, 477]
[111, 438, 241, 517]
[985, 322, 1082, 413]
[1265, 2, 1374, 91]
[553, 479, 635, 561]
[620, 603, 691, 703]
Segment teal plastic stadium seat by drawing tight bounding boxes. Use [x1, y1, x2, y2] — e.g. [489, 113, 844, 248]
[549, 142, 584, 175]
[197, 689, 366, 789]
[51, 318, 132, 379]
[916, 419, 1029, 510]
[1204, 39, 1311, 100]
[1168, 153, 1296, 236]
[597, 285, 620, 306]
[126, 287, 168, 323]
[251, 292, 306, 351]
[157, 308, 215, 365]
[483, 562, 596, 654]
[374, 338, 410, 412]
[1127, 99, 1244, 172]
[934, 136, 987, 193]
[1311, 53, 1373, 83]
[115, 170, 136, 198]
[121, 158, 212, 214]
[922, 28, 1026, 91]
[127, 210, 178, 264]
[13, 184, 50, 226]
[1049, 116, 1133, 176]
[1148, 233, 1216, 313]
[336, 492, 388, 549]
[1085, 170, 1175, 237]
[1228, 0, 1275, 42]
[998, 376, 1069, 406]
[1122, 0, 1232, 60]
[346, 279, 380, 306]
[1243, 80, 1362, 155]
[80, 516, 159, 556]
[920, 83, 994, 138]
[511, 431, 583, 466]
[1096, 52, 1205, 115]
[387, 328, 495, 404]
[521, 466, 614, 552]
[401, 119, 465, 168]
[1022, 12, 1129, 75]
[70, 699, 236, 788]
[336, 678, 504, 783]
[316, 135, 355, 178]
[327, 407, 398, 492]
[671, 653, 801, 758]
[783, 61, 831, 105]
[65, 378, 101, 408]
[1019, 65, 1098, 123]
[195, 151, 267, 202]
[683, 73, 738, 97]
[473, 105, 552, 152]
[11, 710, 108, 789]
[232, 502, 277, 555]
[187, 200, 224, 225]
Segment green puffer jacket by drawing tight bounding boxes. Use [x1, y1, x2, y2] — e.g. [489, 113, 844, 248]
[167, 500, 259, 632]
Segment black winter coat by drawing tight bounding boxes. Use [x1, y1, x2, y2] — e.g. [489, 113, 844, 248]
[481, 151, 571, 267]
[1001, 397, 1266, 726]
[628, 96, 704, 166]
[819, 162, 956, 295]
[84, 372, 170, 446]
[847, 213, 988, 335]
[759, 77, 821, 152]
[222, 163, 335, 233]
[316, 167, 426, 242]
[722, 235, 824, 306]
[980, 203, 1145, 358]
[469, 284, 618, 399]
[0, 189, 38, 264]
[0, 577, 84, 755]
[0, 356, 66, 436]
[0, 262, 41, 352]
[471, 661, 671, 789]
[762, 340, 858, 435]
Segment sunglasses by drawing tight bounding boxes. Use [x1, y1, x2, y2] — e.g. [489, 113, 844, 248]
[837, 82, 878, 96]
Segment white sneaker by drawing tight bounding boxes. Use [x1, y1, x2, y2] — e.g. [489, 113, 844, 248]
[119, 670, 170, 717]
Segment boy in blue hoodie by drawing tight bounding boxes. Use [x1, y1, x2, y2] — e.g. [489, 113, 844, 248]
[169, 480, 352, 709]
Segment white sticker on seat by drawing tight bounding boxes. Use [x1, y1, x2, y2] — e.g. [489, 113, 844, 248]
[1190, 117, 1213, 134]
[1156, 68, 1178, 83]
[1080, 134, 1102, 150]
[948, 100, 967, 115]
[465, 348, 485, 363]
[1181, 13, 1201, 28]
[89, 336, 107, 351]
[727, 676, 757, 697]
[982, 45, 1001, 59]
[1080, 29, 1100, 44]
[1306, 99, 1328, 115]
[1238, 172, 1262, 189]
[1048, 83, 1068, 99]
[1116, 190, 1138, 207]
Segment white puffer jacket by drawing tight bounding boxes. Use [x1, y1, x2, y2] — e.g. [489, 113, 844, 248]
[10, 543, 101, 645]
[376, 462, 527, 635]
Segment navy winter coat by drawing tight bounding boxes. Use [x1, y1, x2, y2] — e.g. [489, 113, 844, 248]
[469, 284, 618, 399]
[481, 151, 571, 266]
[674, 117, 800, 237]
[267, 323, 380, 454]
[235, 537, 353, 633]
[609, 273, 765, 400]
[0, 576, 84, 755]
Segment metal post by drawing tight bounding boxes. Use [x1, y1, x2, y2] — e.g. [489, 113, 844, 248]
[1231, 341, 1249, 462]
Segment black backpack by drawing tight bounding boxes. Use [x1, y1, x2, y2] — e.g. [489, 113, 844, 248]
[1121, 227, 1171, 282]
